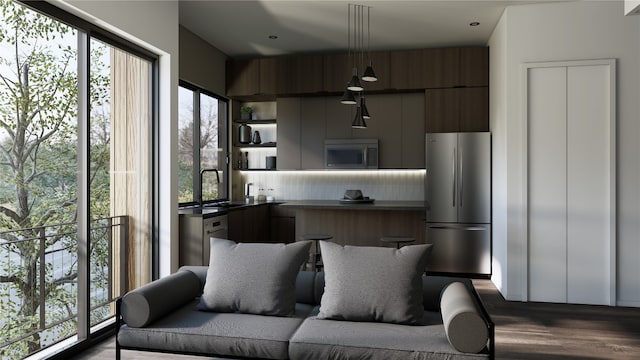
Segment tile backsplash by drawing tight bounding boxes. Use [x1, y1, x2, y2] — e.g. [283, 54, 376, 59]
[232, 170, 425, 201]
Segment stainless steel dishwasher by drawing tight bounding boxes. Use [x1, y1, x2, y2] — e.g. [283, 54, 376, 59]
[202, 215, 228, 265]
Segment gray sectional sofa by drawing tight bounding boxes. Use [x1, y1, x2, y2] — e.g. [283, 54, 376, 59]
[115, 266, 494, 360]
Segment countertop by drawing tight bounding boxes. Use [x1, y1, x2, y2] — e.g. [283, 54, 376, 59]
[179, 200, 426, 218]
[278, 200, 426, 211]
[178, 201, 275, 218]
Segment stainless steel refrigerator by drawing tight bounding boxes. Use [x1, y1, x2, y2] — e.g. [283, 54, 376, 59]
[425, 132, 491, 277]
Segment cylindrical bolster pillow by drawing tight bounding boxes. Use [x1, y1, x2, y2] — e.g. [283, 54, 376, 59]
[121, 270, 201, 327]
[440, 282, 489, 353]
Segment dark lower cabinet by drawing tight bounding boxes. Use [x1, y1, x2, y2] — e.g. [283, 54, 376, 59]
[228, 204, 270, 243]
[270, 205, 296, 244]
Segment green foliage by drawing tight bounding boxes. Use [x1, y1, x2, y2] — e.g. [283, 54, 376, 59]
[0, 0, 112, 358]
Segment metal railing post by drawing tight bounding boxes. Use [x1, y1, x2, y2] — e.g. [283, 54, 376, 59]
[39, 227, 46, 331]
[107, 217, 113, 301]
[120, 216, 129, 294]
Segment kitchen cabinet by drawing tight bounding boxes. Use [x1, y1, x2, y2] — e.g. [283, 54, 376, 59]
[389, 47, 488, 90]
[425, 87, 488, 133]
[460, 47, 489, 87]
[226, 46, 488, 99]
[401, 93, 426, 168]
[389, 49, 430, 90]
[276, 55, 324, 95]
[300, 98, 326, 169]
[276, 98, 301, 170]
[270, 205, 296, 244]
[179, 214, 228, 266]
[226, 58, 277, 98]
[228, 205, 270, 243]
[325, 97, 353, 139]
[276, 97, 327, 170]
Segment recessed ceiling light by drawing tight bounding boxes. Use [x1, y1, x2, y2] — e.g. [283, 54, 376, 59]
[268, 35, 278, 40]
[470, 22, 480, 27]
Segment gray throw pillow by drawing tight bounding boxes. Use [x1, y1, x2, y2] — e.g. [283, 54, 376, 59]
[198, 238, 311, 316]
[317, 241, 432, 324]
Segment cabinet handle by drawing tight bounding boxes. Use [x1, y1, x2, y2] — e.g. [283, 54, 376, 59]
[211, 221, 221, 227]
[452, 147, 456, 207]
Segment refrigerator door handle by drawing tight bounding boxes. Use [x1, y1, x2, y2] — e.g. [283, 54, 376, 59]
[428, 225, 487, 231]
[452, 147, 456, 207]
[459, 145, 463, 207]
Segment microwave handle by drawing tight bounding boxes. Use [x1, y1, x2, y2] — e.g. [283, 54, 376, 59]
[363, 146, 368, 167]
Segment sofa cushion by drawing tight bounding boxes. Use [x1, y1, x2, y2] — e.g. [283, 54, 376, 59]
[289, 310, 488, 360]
[199, 239, 311, 316]
[317, 241, 432, 324]
[119, 299, 316, 360]
[441, 282, 489, 353]
[121, 270, 201, 328]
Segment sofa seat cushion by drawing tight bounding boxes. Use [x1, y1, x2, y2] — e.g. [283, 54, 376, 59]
[289, 311, 489, 360]
[118, 299, 315, 359]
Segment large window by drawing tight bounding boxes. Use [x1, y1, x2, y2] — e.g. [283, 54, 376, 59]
[178, 82, 228, 205]
[0, 0, 156, 358]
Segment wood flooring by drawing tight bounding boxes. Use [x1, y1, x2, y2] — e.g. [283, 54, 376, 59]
[70, 280, 640, 360]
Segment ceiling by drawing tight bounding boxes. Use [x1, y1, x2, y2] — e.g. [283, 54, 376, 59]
[179, 0, 560, 59]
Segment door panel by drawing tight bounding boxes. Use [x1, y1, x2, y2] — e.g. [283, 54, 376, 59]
[426, 133, 458, 222]
[425, 223, 491, 275]
[457, 133, 490, 223]
[566, 65, 613, 305]
[527, 66, 568, 303]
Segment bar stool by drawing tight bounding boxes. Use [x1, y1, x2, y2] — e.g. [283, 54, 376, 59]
[302, 234, 332, 272]
[381, 236, 415, 249]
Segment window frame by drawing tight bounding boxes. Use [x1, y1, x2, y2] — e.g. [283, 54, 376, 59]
[178, 80, 229, 207]
[14, 0, 160, 357]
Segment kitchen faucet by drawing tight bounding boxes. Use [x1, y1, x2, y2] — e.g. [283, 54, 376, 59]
[199, 168, 220, 205]
[245, 182, 253, 203]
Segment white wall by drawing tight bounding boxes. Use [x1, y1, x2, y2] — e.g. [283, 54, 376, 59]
[56, 0, 180, 277]
[489, 0, 640, 305]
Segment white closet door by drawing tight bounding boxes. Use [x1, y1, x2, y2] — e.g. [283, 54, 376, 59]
[566, 65, 613, 305]
[527, 66, 568, 303]
[525, 60, 615, 306]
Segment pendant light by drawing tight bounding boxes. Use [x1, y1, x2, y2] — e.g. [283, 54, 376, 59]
[343, 4, 377, 128]
[340, 85, 357, 105]
[347, 67, 363, 92]
[352, 105, 367, 128]
[360, 97, 370, 119]
[361, 7, 377, 82]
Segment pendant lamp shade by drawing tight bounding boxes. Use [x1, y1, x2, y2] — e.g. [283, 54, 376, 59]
[340, 88, 357, 105]
[352, 106, 367, 128]
[347, 67, 363, 92]
[362, 61, 377, 82]
[360, 97, 370, 119]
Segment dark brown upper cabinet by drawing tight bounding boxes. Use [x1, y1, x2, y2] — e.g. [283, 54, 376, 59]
[275, 55, 324, 96]
[426, 87, 488, 133]
[226, 58, 277, 99]
[226, 46, 488, 98]
[460, 47, 489, 87]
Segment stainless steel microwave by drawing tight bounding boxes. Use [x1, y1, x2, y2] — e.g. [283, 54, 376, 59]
[324, 139, 379, 169]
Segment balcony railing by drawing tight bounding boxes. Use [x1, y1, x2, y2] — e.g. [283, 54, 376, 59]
[0, 216, 128, 359]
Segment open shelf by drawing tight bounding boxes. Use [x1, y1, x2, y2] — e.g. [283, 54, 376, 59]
[235, 142, 277, 148]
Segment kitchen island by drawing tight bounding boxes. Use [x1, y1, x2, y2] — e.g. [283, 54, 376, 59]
[279, 200, 427, 247]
